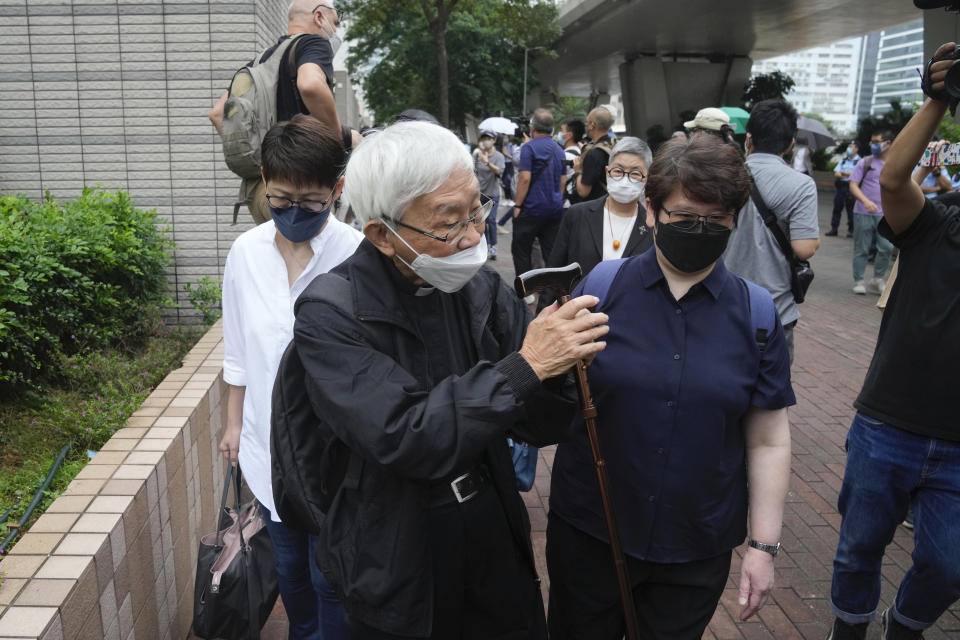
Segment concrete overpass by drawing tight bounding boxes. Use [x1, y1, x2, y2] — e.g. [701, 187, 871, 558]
[536, 0, 960, 135]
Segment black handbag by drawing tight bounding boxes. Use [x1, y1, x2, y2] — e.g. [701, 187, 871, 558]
[193, 466, 279, 640]
[750, 183, 815, 304]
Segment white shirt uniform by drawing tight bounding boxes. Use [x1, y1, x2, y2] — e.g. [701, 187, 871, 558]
[222, 218, 363, 521]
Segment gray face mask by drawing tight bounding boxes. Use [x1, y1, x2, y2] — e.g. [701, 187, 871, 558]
[321, 19, 342, 55]
[383, 223, 488, 293]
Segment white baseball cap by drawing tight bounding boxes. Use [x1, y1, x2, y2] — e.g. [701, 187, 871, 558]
[684, 107, 732, 132]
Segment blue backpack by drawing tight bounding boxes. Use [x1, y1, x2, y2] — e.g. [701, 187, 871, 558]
[580, 258, 777, 352]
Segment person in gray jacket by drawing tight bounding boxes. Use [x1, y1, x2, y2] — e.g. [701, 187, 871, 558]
[291, 120, 609, 639]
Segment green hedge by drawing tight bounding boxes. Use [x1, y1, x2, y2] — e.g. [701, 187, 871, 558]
[0, 188, 173, 390]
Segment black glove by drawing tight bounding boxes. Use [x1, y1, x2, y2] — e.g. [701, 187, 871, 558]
[921, 50, 960, 116]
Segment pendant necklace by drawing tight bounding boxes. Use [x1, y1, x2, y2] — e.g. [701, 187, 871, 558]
[607, 208, 634, 250]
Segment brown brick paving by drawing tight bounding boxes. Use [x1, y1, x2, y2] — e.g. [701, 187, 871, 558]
[246, 195, 960, 638]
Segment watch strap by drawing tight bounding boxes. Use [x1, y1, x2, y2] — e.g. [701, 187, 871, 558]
[748, 539, 781, 557]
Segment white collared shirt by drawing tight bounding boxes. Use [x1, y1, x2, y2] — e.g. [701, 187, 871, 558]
[222, 218, 363, 521]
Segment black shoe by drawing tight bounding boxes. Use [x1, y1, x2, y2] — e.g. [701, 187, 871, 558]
[846, 231, 854, 238]
[826, 229, 839, 237]
[827, 617, 868, 640]
[881, 607, 924, 639]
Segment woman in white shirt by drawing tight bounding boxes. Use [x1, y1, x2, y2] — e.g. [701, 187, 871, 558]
[220, 115, 362, 640]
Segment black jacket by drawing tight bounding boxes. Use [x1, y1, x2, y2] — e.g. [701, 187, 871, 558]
[548, 196, 653, 277]
[291, 240, 577, 636]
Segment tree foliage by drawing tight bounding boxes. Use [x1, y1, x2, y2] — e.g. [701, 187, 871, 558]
[742, 71, 796, 110]
[856, 99, 915, 151]
[341, 0, 560, 131]
[547, 96, 590, 123]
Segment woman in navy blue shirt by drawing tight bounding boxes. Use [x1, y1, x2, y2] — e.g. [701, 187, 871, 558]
[547, 134, 795, 639]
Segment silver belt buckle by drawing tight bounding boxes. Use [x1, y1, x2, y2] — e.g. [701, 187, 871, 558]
[450, 472, 479, 503]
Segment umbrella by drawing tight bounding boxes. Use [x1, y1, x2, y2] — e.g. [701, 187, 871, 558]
[718, 106, 750, 134]
[478, 116, 518, 136]
[796, 116, 836, 150]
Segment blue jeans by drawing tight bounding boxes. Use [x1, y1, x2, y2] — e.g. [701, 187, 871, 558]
[831, 413, 960, 630]
[260, 505, 347, 640]
[484, 196, 500, 247]
[852, 214, 893, 282]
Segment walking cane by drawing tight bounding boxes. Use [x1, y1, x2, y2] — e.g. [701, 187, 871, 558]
[515, 263, 641, 640]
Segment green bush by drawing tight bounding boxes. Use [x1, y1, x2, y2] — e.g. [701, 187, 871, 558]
[184, 277, 223, 326]
[0, 188, 173, 390]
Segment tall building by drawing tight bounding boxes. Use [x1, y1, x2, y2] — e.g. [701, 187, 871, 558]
[868, 20, 923, 116]
[751, 38, 864, 134]
[749, 18, 924, 135]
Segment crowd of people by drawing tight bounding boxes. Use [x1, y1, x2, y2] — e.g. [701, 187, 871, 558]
[205, 2, 959, 637]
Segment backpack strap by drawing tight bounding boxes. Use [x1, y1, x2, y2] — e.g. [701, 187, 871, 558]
[858, 156, 873, 189]
[744, 279, 776, 353]
[579, 258, 627, 308]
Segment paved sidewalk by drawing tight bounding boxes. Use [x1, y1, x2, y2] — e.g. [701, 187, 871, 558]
[249, 196, 960, 639]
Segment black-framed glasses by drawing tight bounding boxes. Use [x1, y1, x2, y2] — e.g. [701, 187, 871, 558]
[383, 195, 494, 245]
[660, 207, 734, 231]
[265, 193, 331, 213]
[607, 166, 646, 183]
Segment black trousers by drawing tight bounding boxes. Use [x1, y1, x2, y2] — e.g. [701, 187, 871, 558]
[511, 213, 561, 279]
[831, 182, 855, 233]
[546, 513, 731, 640]
[347, 485, 546, 640]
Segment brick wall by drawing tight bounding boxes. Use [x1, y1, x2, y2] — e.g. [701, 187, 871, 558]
[0, 0, 291, 323]
[0, 323, 228, 640]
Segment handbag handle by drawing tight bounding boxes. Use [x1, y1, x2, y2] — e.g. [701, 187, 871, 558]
[215, 465, 248, 549]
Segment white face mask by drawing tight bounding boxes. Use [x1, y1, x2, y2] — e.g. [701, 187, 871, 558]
[480, 140, 494, 151]
[384, 223, 488, 293]
[320, 17, 342, 55]
[606, 175, 645, 204]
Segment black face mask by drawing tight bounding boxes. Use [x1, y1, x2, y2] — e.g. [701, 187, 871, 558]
[654, 220, 732, 273]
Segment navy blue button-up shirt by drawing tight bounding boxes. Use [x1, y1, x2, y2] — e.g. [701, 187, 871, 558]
[550, 250, 795, 563]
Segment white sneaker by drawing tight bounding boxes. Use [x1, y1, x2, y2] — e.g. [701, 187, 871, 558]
[867, 277, 886, 295]
[853, 280, 866, 295]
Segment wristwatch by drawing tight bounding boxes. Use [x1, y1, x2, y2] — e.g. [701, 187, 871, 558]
[748, 539, 782, 557]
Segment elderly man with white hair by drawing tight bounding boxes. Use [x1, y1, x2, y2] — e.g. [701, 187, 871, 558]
[289, 120, 610, 639]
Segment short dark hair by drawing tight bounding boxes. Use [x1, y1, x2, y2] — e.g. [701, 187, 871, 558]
[645, 133, 752, 218]
[531, 108, 555, 134]
[562, 117, 585, 143]
[873, 129, 894, 142]
[746, 100, 798, 155]
[260, 114, 345, 190]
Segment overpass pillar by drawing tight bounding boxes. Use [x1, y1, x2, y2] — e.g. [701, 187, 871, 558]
[619, 55, 752, 137]
[923, 10, 960, 62]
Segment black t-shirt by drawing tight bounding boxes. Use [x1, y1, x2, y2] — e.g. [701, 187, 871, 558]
[855, 197, 960, 442]
[579, 135, 611, 201]
[251, 34, 335, 122]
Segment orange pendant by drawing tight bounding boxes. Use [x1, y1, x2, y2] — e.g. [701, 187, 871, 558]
[612, 240, 621, 250]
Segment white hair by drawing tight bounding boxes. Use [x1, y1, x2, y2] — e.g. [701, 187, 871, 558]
[609, 136, 653, 168]
[344, 121, 473, 225]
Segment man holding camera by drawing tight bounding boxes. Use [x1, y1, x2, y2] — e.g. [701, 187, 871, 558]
[826, 41, 960, 640]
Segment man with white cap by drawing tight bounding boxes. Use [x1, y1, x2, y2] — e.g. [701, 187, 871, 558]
[685, 107, 739, 147]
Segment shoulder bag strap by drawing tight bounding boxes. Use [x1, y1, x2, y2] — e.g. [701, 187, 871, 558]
[750, 181, 797, 264]
[527, 147, 557, 191]
[858, 156, 873, 189]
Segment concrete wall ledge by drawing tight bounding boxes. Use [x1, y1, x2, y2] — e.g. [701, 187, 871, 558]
[0, 322, 227, 640]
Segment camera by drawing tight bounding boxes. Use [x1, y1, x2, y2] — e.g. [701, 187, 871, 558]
[562, 158, 575, 168]
[914, 0, 960, 10]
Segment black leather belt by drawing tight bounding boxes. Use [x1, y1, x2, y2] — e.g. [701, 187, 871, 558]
[426, 465, 490, 507]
